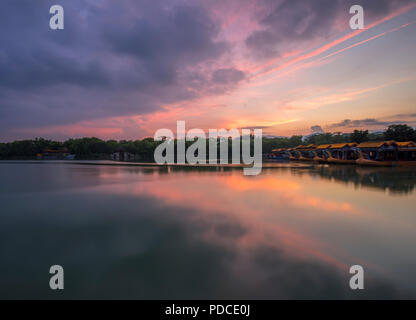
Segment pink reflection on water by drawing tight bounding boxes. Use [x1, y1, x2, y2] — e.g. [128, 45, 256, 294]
[95, 168, 366, 271]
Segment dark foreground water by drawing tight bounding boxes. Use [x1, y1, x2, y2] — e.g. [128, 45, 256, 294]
[0, 161, 415, 299]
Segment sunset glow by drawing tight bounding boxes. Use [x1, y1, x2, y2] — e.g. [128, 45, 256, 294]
[1, 0, 416, 141]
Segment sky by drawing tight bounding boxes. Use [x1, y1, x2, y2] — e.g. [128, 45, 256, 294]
[1, 0, 416, 141]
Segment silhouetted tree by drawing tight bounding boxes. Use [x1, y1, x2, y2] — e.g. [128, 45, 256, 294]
[1, 124, 415, 160]
[384, 124, 415, 142]
[350, 130, 369, 143]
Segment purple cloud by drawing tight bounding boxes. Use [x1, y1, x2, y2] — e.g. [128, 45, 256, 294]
[245, 0, 413, 59]
[0, 0, 230, 135]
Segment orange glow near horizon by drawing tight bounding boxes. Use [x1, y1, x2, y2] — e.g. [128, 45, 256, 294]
[94, 166, 408, 272]
[10, 3, 416, 141]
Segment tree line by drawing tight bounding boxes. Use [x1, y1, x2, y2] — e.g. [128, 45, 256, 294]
[0, 124, 415, 160]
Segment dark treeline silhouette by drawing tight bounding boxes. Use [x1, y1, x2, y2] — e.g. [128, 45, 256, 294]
[0, 124, 415, 160]
[0, 137, 161, 160]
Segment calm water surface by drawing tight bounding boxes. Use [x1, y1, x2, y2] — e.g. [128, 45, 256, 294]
[0, 162, 415, 299]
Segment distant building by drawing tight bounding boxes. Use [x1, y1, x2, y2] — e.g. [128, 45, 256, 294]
[110, 151, 136, 161]
[38, 148, 75, 160]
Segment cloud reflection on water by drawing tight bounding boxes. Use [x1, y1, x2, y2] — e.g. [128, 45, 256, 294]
[0, 163, 415, 299]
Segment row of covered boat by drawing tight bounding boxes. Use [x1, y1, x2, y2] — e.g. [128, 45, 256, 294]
[270, 141, 416, 166]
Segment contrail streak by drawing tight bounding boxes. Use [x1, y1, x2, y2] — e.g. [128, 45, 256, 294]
[250, 3, 416, 79]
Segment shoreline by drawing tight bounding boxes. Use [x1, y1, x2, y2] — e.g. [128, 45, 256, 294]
[0, 159, 312, 169]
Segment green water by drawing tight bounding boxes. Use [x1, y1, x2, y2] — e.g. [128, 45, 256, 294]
[0, 161, 415, 299]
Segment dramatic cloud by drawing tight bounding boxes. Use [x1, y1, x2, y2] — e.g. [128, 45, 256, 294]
[0, 0, 415, 140]
[0, 0, 230, 133]
[329, 119, 390, 128]
[245, 0, 414, 58]
[328, 113, 416, 129]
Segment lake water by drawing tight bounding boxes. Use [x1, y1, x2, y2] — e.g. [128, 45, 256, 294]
[0, 161, 415, 299]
